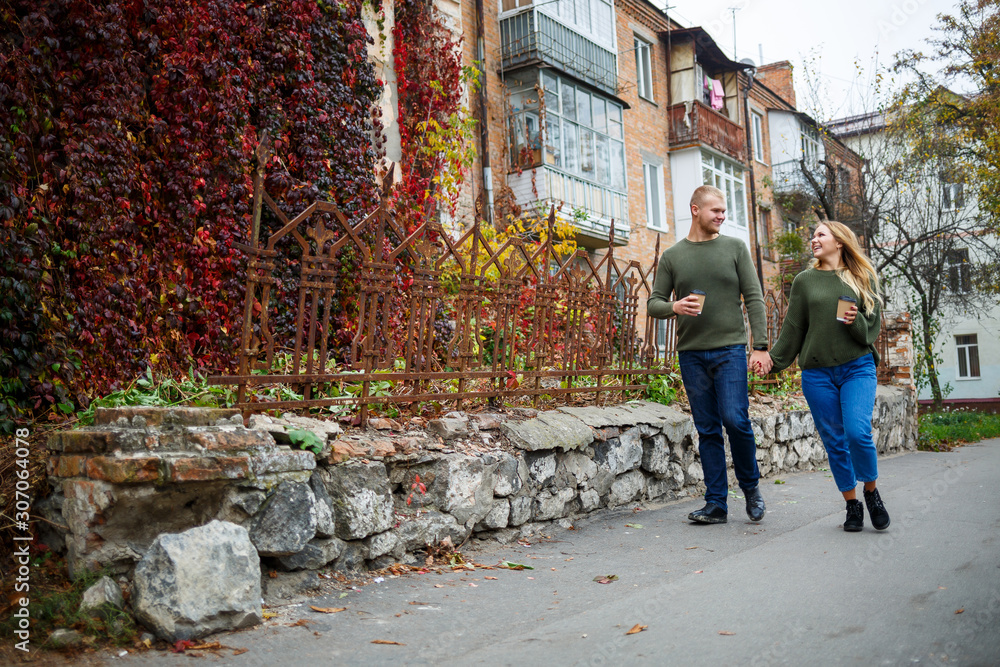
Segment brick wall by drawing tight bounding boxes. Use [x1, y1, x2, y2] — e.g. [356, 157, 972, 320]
[756, 61, 796, 107]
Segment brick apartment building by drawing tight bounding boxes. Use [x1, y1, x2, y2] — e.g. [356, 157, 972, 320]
[432, 0, 863, 330]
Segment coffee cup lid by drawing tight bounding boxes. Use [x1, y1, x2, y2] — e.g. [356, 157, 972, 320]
[838, 295, 857, 302]
[690, 289, 706, 296]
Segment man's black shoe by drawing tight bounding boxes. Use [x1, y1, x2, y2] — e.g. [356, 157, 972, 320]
[688, 503, 728, 524]
[844, 499, 864, 532]
[745, 486, 766, 522]
[863, 487, 890, 530]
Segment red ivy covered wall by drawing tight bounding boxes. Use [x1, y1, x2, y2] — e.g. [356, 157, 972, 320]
[0, 0, 384, 430]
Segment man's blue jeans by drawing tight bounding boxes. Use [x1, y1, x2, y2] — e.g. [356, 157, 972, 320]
[679, 345, 760, 511]
[801, 354, 879, 492]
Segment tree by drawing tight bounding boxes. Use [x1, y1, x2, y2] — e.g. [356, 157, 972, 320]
[893, 0, 1000, 230]
[848, 99, 1000, 409]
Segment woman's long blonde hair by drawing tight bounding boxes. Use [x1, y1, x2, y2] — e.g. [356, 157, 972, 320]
[811, 221, 884, 314]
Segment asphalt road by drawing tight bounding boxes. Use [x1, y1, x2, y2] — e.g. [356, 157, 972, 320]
[126, 439, 1000, 666]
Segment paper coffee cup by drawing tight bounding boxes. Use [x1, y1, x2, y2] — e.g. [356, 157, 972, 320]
[836, 295, 857, 322]
[690, 290, 706, 314]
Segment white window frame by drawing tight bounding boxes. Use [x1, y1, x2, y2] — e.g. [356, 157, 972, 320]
[955, 334, 981, 380]
[701, 150, 747, 228]
[800, 123, 821, 162]
[643, 162, 667, 231]
[751, 111, 765, 163]
[634, 37, 653, 102]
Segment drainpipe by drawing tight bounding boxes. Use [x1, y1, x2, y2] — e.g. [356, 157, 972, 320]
[742, 69, 764, 288]
[475, 0, 494, 224]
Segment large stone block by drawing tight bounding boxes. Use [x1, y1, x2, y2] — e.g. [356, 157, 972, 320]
[502, 412, 593, 451]
[525, 451, 556, 488]
[275, 537, 345, 571]
[492, 453, 522, 497]
[608, 470, 645, 507]
[533, 488, 576, 521]
[396, 512, 464, 550]
[508, 496, 532, 526]
[248, 482, 317, 557]
[593, 434, 642, 476]
[321, 462, 394, 541]
[133, 521, 261, 642]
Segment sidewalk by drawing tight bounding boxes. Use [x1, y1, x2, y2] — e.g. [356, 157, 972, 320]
[129, 439, 1000, 666]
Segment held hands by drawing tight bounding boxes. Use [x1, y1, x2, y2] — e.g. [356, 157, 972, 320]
[840, 305, 858, 325]
[750, 350, 772, 376]
[672, 294, 703, 316]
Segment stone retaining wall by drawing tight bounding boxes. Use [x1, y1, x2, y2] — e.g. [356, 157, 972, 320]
[42, 387, 917, 583]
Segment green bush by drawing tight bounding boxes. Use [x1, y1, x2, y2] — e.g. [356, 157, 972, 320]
[918, 410, 1000, 450]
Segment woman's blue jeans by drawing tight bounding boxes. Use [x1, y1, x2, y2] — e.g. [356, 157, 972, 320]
[801, 354, 879, 492]
[679, 345, 760, 511]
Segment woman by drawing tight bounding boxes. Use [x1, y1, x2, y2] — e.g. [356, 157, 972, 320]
[762, 221, 889, 532]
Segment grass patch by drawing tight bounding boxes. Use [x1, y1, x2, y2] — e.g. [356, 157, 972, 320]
[0, 549, 139, 655]
[918, 410, 1000, 451]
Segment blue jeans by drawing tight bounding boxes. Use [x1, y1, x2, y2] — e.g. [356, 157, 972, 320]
[679, 345, 760, 511]
[801, 354, 878, 492]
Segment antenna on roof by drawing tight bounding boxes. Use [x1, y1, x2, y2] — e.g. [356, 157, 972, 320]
[728, 6, 741, 61]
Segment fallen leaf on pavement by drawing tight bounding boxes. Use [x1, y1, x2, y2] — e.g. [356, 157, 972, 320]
[310, 606, 347, 614]
[593, 574, 619, 584]
[624, 523, 643, 529]
[501, 561, 534, 570]
[626, 624, 647, 635]
[232, 648, 249, 656]
[484, 576, 498, 580]
[469, 583, 478, 587]
[434, 584, 445, 588]
[955, 609, 965, 614]
[409, 601, 433, 605]
[718, 631, 735, 636]
[693, 570, 703, 574]
[288, 619, 312, 627]
[774, 479, 786, 484]
[371, 640, 405, 645]
[262, 611, 278, 620]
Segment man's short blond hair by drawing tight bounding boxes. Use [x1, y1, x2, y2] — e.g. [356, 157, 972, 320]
[690, 185, 725, 208]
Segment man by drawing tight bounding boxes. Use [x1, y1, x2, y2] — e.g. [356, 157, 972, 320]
[647, 185, 771, 524]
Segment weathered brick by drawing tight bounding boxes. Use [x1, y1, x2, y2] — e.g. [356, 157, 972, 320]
[94, 406, 240, 428]
[250, 449, 316, 475]
[49, 455, 88, 479]
[168, 456, 251, 483]
[49, 430, 113, 454]
[329, 440, 367, 463]
[85, 456, 163, 484]
[185, 430, 275, 452]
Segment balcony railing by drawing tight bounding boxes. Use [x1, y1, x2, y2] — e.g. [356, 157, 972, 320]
[771, 158, 824, 194]
[500, 9, 618, 96]
[508, 167, 630, 247]
[668, 101, 747, 163]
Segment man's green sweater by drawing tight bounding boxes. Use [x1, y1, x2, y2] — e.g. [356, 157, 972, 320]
[769, 268, 882, 372]
[647, 235, 767, 351]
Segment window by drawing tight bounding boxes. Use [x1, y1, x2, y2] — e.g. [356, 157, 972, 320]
[945, 248, 971, 293]
[751, 111, 764, 162]
[942, 181, 965, 211]
[643, 163, 667, 231]
[955, 334, 980, 379]
[701, 151, 747, 227]
[635, 37, 653, 101]
[541, 75, 625, 191]
[758, 209, 771, 258]
[800, 124, 821, 162]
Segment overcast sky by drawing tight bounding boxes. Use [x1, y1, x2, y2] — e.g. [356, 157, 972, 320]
[660, 0, 962, 121]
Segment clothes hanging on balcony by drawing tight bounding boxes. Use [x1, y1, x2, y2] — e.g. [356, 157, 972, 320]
[709, 78, 725, 110]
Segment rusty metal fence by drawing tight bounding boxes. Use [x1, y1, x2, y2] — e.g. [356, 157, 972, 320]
[209, 161, 888, 419]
